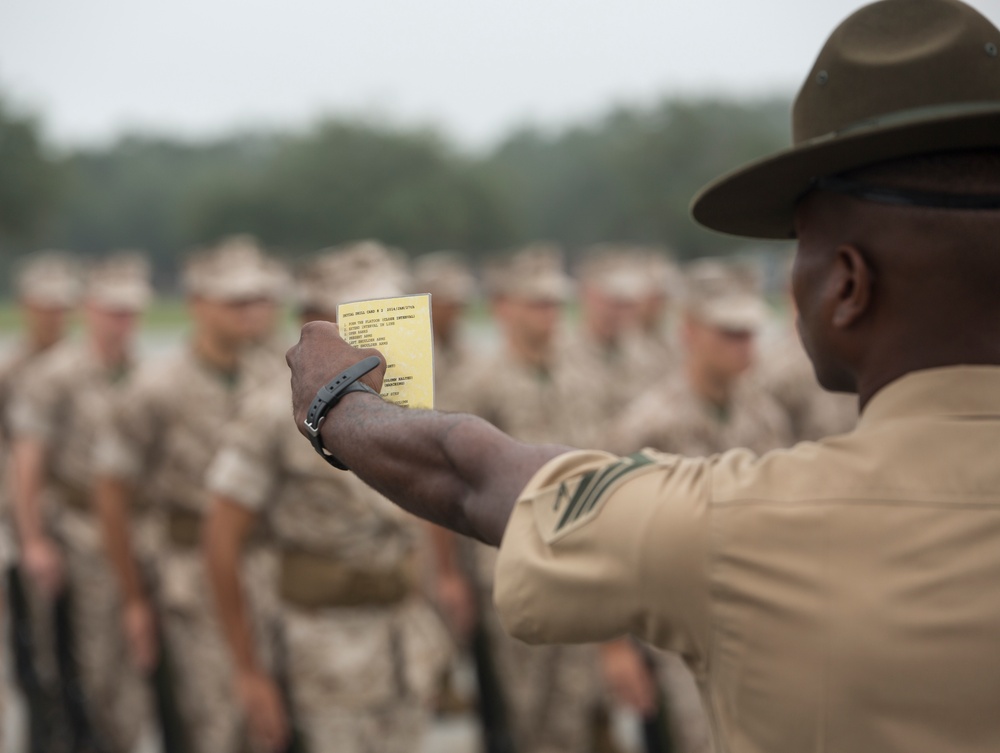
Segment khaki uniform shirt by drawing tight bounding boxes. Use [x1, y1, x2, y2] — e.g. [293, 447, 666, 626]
[611, 372, 792, 457]
[757, 332, 858, 442]
[495, 366, 1000, 753]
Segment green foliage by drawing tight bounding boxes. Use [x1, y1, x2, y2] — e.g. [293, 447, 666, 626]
[28, 96, 792, 272]
[188, 121, 514, 258]
[45, 134, 279, 275]
[0, 97, 58, 242]
[483, 98, 790, 258]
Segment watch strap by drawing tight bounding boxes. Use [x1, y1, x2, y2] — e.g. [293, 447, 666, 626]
[303, 355, 382, 470]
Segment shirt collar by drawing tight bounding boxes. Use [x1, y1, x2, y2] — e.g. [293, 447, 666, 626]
[858, 366, 1000, 428]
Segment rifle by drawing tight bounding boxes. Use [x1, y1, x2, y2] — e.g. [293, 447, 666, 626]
[636, 641, 673, 753]
[469, 617, 518, 753]
[148, 616, 190, 753]
[6, 565, 56, 753]
[52, 588, 110, 753]
[460, 539, 518, 753]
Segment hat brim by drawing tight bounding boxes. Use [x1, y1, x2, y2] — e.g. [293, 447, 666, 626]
[690, 106, 1000, 240]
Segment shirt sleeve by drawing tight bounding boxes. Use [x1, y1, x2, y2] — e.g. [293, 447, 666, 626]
[205, 386, 281, 511]
[493, 448, 714, 660]
[6, 357, 62, 444]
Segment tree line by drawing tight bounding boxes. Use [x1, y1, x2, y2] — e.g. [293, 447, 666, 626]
[0, 92, 792, 287]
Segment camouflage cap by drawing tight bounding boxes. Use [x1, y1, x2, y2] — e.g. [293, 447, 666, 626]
[683, 258, 768, 332]
[644, 250, 683, 299]
[297, 240, 410, 315]
[576, 245, 662, 302]
[483, 243, 574, 302]
[183, 235, 283, 302]
[16, 252, 82, 308]
[86, 253, 153, 312]
[412, 251, 477, 304]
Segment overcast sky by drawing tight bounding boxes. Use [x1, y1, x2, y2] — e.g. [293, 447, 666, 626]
[1, 0, 997, 150]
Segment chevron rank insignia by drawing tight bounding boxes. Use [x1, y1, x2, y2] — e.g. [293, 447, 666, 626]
[533, 451, 658, 544]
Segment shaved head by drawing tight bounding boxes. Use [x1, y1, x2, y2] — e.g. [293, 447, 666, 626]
[792, 149, 1000, 405]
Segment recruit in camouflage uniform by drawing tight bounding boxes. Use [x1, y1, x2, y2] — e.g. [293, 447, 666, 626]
[8, 256, 154, 753]
[93, 238, 284, 753]
[204, 242, 450, 753]
[560, 245, 662, 420]
[612, 259, 792, 457]
[0, 254, 80, 747]
[412, 251, 479, 404]
[607, 257, 792, 753]
[621, 249, 683, 389]
[447, 244, 608, 753]
[410, 251, 481, 714]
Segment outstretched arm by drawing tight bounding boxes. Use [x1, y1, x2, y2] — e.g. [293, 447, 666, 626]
[287, 322, 569, 546]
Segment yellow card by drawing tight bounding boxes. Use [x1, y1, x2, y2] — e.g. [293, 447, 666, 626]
[337, 294, 435, 410]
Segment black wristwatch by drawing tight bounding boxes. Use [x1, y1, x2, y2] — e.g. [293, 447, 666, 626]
[303, 355, 382, 470]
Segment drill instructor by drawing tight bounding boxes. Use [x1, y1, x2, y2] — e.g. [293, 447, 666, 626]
[287, 2, 1000, 751]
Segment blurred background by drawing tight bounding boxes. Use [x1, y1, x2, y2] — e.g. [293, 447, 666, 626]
[0, 0, 995, 288]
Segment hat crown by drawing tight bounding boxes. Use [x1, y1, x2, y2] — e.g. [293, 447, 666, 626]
[485, 243, 573, 301]
[794, 0, 1000, 144]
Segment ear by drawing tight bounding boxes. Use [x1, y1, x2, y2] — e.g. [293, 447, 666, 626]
[830, 244, 874, 329]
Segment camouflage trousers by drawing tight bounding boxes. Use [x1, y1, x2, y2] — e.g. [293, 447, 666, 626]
[158, 544, 244, 753]
[473, 543, 604, 753]
[282, 596, 450, 753]
[483, 603, 602, 753]
[59, 507, 152, 753]
[157, 541, 279, 753]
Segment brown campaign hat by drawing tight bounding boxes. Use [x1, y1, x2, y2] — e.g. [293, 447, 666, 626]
[691, 0, 1000, 239]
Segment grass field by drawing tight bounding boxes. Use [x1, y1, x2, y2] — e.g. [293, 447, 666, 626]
[0, 298, 509, 336]
[0, 299, 195, 334]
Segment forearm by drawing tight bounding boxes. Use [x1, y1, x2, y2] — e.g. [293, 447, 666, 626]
[10, 439, 48, 545]
[203, 501, 260, 675]
[95, 476, 147, 605]
[320, 394, 568, 546]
